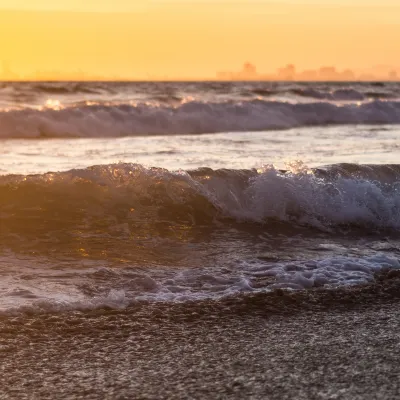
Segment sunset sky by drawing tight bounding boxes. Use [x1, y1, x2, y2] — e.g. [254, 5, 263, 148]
[0, 0, 399, 80]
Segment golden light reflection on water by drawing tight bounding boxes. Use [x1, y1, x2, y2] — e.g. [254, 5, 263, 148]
[44, 99, 63, 111]
[0, 164, 217, 269]
[78, 248, 89, 257]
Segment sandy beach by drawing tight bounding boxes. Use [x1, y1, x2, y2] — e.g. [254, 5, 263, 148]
[1, 272, 400, 399]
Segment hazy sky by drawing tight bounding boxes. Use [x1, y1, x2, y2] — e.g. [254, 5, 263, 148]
[0, 0, 150, 12]
[2, 0, 400, 11]
[0, 1, 399, 79]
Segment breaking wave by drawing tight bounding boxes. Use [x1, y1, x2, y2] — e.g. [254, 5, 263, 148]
[2, 162, 400, 240]
[1, 99, 400, 138]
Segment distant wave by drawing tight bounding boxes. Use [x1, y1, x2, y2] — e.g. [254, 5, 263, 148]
[292, 88, 397, 101]
[292, 88, 366, 101]
[250, 88, 277, 96]
[33, 82, 107, 95]
[1, 99, 400, 138]
[365, 91, 396, 100]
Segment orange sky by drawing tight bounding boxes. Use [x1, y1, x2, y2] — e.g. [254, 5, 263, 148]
[0, 1, 399, 80]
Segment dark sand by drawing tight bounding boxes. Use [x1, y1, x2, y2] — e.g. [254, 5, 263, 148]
[1, 272, 400, 399]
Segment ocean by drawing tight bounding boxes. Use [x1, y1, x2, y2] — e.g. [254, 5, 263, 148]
[1, 80, 400, 314]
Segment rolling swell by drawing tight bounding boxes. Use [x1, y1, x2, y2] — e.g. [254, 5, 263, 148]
[1, 163, 400, 248]
[291, 88, 365, 101]
[1, 99, 400, 138]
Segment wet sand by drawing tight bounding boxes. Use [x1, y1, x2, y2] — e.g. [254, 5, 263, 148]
[1, 272, 400, 399]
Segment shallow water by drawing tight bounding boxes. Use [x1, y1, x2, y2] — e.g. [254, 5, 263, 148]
[1, 125, 400, 175]
[1, 81, 400, 314]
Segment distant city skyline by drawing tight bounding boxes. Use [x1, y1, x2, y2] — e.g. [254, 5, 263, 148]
[216, 63, 399, 82]
[1, 61, 399, 82]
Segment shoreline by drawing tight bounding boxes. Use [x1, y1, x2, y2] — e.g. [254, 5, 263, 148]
[1, 272, 400, 398]
[3, 268, 400, 322]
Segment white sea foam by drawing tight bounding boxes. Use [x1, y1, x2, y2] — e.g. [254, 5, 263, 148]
[245, 254, 400, 290]
[186, 163, 400, 230]
[1, 253, 399, 315]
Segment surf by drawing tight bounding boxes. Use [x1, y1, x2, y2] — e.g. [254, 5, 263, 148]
[1, 99, 400, 138]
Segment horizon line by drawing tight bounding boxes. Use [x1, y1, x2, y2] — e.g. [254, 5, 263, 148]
[0, 78, 398, 83]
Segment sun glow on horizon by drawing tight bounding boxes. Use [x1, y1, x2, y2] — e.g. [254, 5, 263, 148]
[0, 1, 399, 81]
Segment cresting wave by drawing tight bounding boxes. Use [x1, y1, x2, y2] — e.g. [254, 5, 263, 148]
[1, 99, 400, 138]
[2, 162, 400, 241]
